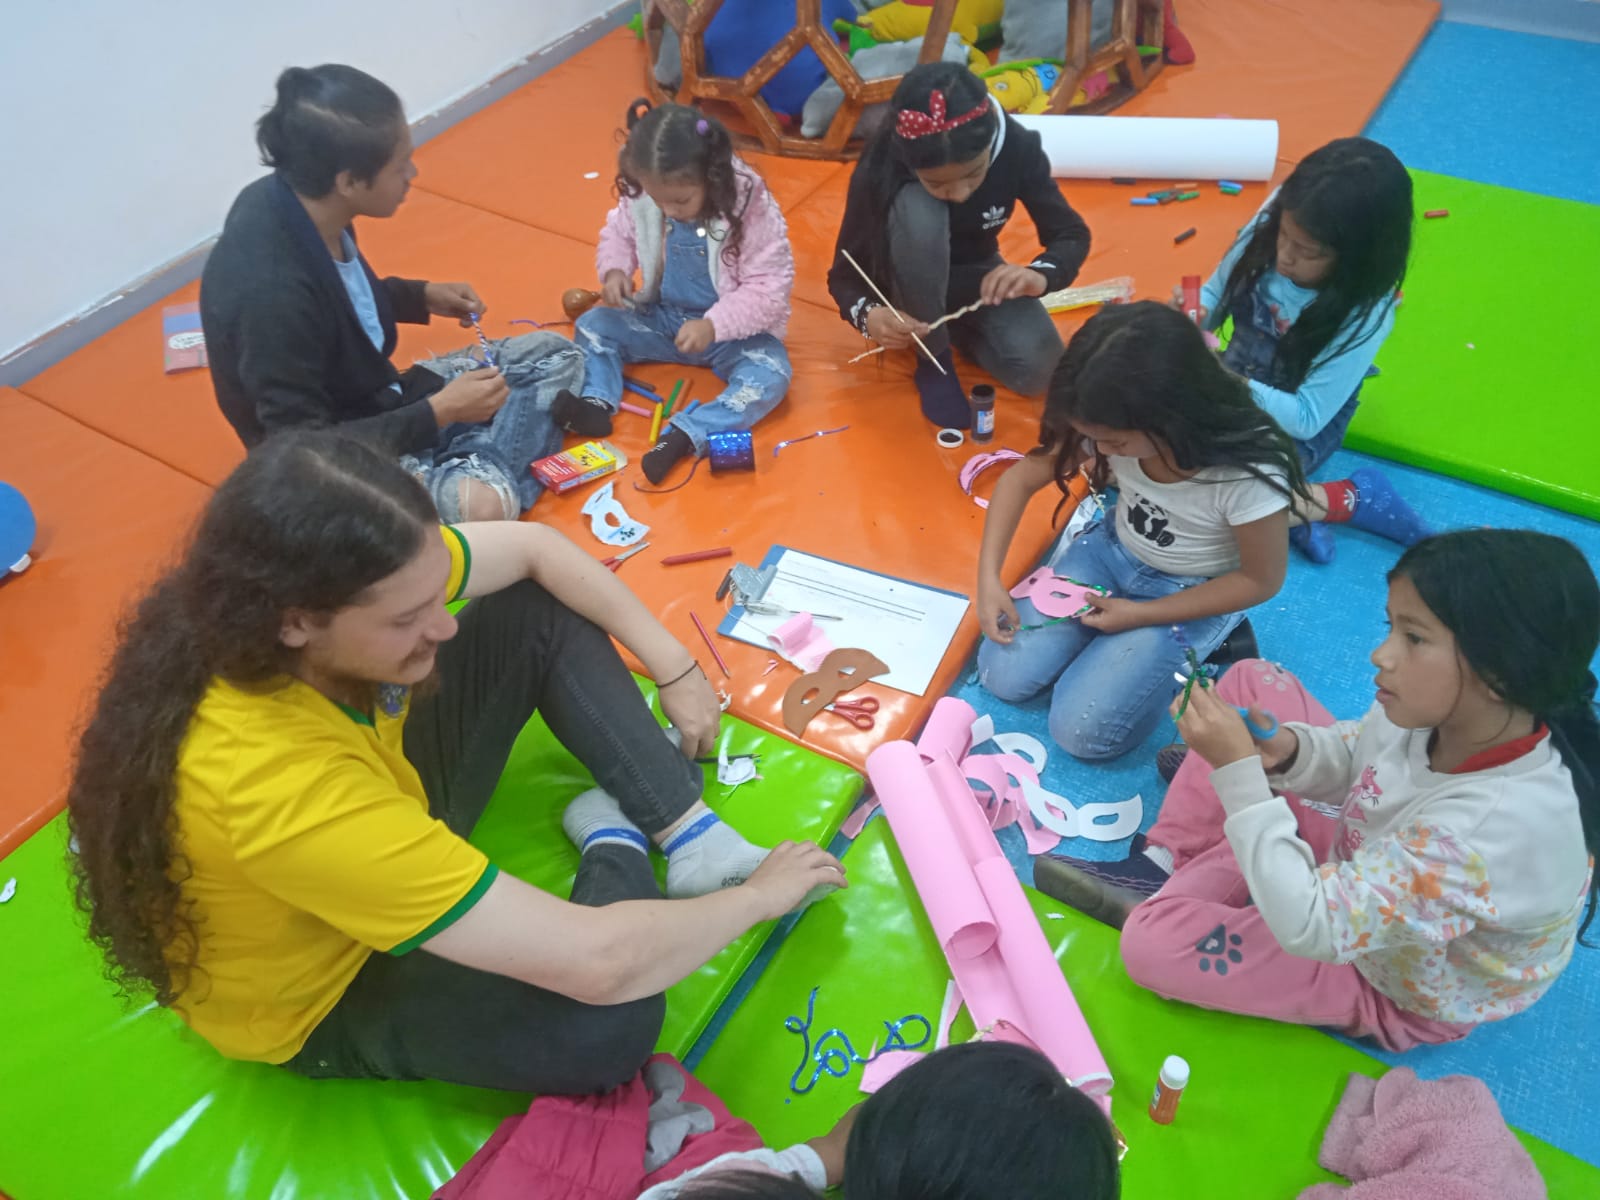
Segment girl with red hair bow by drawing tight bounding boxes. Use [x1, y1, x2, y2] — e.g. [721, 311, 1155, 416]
[827, 62, 1090, 429]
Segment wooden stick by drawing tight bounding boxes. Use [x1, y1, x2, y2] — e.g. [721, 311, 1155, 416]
[844, 298, 988, 365]
[839, 248, 945, 374]
[690, 610, 731, 677]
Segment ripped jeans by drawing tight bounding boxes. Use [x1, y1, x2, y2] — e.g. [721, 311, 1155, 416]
[574, 304, 790, 453]
[404, 330, 584, 520]
[976, 520, 1243, 761]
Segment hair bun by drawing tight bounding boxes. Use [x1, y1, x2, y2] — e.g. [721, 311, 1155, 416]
[626, 97, 653, 130]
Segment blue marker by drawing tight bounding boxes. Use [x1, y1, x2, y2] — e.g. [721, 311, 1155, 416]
[1130, 197, 1159, 207]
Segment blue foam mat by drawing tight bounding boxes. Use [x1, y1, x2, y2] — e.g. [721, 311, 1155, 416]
[1364, 20, 1600, 205]
[949, 447, 1600, 1167]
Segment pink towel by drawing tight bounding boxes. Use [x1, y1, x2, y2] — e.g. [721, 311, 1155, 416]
[1299, 1068, 1545, 1200]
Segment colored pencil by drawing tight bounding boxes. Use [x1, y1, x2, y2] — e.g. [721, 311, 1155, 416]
[661, 547, 732, 566]
[690, 610, 730, 677]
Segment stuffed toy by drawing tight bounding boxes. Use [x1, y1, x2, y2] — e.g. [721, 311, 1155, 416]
[802, 32, 987, 137]
[855, 0, 1004, 48]
[1001, 0, 1192, 68]
[700, 0, 858, 117]
[983, 60, 1112, 113]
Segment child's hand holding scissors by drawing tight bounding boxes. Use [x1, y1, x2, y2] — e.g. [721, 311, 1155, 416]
[1172, 682, 1297, 771]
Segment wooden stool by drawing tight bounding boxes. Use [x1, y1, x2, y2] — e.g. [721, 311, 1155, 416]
[641, 0, 1167, 161]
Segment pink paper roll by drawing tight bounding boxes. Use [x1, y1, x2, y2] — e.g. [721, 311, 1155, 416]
[915, 696, 978, 763]
[973, 858, 1112, 1097]
[872, 736, 1114, 1109]
[866, 741, 998, 961]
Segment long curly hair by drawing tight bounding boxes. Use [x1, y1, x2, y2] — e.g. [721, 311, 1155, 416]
[616, 99, 748, 269]
[1212, 136, 1413, 389]
[66, 432, 438, 1006]
[1039, 301, 1311, 520]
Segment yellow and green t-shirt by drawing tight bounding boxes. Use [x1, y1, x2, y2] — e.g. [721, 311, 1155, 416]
[170, 526, 495, 1063]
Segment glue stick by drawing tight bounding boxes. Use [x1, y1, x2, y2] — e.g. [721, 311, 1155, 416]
[1148, 1055, 1189, 1124]
[1181, 275, 1202, 325]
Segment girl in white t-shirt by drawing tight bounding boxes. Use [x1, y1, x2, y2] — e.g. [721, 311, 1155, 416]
[977, 301, 1310, 761]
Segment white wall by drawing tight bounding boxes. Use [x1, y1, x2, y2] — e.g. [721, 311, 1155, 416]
[0, 0, 621, 363]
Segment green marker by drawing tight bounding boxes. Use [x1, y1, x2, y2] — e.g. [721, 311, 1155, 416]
[662, 378, 685, 420]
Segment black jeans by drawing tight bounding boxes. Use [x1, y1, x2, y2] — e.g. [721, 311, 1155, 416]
[283, 580, 702, 1093]
[888, 183, 1065, 397]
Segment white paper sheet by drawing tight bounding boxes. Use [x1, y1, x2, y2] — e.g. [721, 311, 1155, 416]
[717, 548, 969, 696]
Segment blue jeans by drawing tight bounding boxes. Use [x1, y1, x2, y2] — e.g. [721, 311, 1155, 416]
[977, 520, 1244, 761]
[575, 305, 791, 454]
[407, 330, 583, 519]
[1221, 288, 1370, 475]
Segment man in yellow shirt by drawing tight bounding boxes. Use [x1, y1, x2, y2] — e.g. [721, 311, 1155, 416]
[67, 431, 843, 1093]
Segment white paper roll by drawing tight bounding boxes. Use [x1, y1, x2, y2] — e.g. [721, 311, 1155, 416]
[1015, 114, 1279, 182]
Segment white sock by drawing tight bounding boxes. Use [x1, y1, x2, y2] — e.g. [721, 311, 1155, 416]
[662, 806, 770, 898]
[562, 788, 649, 856]
[1142, 843, 1175, 874]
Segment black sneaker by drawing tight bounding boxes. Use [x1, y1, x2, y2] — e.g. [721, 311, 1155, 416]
[1156, 743, 1187, 783]
[1205, 617, 1258, 672]
[1032, 834, 1171, 930]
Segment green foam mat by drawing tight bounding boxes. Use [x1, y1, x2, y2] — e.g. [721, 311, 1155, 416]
[1350, 170, 1600, 521]
[695, 817, 1597, 1198]
[0, 683, 862, 1200]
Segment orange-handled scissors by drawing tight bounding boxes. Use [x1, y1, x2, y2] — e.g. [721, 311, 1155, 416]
[822, 695, 879, 730]
[601, 542, 650, 572]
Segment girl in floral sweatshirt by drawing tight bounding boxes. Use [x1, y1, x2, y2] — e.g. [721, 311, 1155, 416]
[1039, 529, 1598, 1051]
[557, 101, 795, 484]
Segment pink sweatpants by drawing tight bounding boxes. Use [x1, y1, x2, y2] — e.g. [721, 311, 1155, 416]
[1119, 659, 1474, 1052]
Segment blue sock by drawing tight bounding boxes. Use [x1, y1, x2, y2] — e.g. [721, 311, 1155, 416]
[1290, 522, 1337, 564]
[1346, 468, 1433, 548]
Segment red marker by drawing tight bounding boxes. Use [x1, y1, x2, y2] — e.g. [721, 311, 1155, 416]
[1182, 275, 1202, 325]
[1424, 209, 1450, 219]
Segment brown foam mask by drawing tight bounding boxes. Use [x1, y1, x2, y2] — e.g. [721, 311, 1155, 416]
[781, 647, 890, 736]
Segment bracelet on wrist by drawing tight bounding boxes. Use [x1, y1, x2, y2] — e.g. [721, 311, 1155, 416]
[658, 662, 703, 690]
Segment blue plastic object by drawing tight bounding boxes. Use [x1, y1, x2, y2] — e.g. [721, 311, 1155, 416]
[0, 481, 36, 574]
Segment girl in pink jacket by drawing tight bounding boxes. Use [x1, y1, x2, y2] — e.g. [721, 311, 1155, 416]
[556, 101, 796, 484]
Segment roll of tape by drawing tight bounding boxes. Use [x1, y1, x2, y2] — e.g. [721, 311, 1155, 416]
[936, 429, 965, 449]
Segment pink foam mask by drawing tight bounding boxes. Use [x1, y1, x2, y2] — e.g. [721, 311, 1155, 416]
[1009, 569, 1111, 619]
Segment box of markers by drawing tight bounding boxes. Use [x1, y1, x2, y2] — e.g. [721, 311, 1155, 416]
[531, 440, 628, 494]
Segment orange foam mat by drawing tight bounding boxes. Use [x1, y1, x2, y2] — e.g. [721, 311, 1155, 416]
[19, 278, 245, 489]
[411, 3, 1434, 271]
[17, 191, 607, 491]
[502, 296, 1067, 766]
[411, 29, 847, 249]
[0, 389, 212, 856]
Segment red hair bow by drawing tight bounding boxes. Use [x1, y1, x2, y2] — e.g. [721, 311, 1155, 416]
[895, 88, 988, 140]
